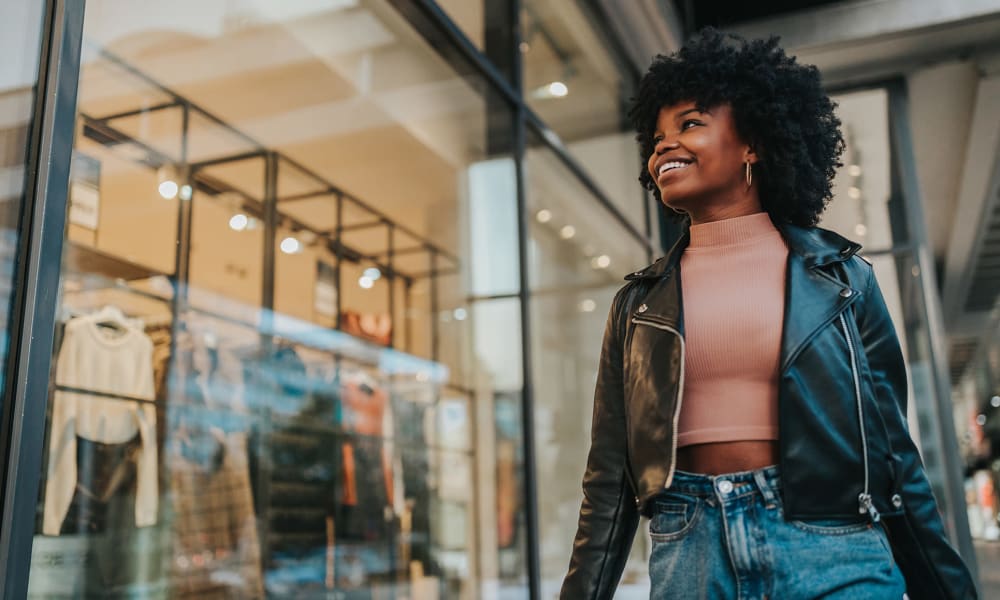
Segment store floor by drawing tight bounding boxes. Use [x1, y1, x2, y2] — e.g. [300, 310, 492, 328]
[976, 540, 1000, 598]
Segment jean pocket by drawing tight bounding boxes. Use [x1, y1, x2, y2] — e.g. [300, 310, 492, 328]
[790, 518, 872, 536]
[649, 496, 701, 541]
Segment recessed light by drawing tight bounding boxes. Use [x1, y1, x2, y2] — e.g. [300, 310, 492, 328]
[280, 236, 302, 254]
[548, 81, 568, 97]
[591, 255, 611, 269]
[229, 214, 249, 231]
[158, 180, 178, 199]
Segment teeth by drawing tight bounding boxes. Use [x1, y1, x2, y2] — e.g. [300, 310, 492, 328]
[659, 161, 690, 175]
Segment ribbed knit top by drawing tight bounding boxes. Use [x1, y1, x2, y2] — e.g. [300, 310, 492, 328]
[677, 212, 788, 447]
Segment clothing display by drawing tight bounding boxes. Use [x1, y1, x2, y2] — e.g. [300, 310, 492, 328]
[44, 311, 158, 536]
[340, 311, 392, 346]
[168, 429, 263, 599]
[676, 212, 787, 447]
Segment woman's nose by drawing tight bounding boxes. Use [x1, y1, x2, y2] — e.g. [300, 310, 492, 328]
[654, 137, 678, 154]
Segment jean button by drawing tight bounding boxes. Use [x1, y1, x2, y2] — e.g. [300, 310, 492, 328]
[717, 480, 733, 494]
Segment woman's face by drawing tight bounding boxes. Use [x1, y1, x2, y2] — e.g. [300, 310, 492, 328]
[645, 101, 756, 218]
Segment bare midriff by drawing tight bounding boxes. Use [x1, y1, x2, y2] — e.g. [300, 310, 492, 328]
[676, 440, 779, 475]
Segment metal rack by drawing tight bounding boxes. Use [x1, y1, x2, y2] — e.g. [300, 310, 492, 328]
[78, 48, 460, 360]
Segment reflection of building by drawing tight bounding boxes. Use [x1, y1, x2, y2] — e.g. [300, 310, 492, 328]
[1, 1, 999, 598]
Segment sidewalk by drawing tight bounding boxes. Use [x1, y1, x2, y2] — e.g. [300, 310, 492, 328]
[976, 540, 1000, 598]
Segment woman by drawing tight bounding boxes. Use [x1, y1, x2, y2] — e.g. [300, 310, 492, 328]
[561, 29, 976, 599]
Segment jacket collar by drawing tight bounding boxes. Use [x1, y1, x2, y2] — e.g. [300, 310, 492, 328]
[624, 216, 862, 282]
[624, 215, 864, 373]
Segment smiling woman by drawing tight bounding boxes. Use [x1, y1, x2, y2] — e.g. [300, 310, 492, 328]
[561, 27, 977, 600]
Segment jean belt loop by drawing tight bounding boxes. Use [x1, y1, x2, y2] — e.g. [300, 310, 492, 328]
[753, 469, 777, 505]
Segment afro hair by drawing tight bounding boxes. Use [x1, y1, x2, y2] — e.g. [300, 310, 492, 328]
[629, 28, 845, 228]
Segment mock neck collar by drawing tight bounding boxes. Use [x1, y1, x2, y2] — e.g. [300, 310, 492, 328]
[688, 212, 778, 249]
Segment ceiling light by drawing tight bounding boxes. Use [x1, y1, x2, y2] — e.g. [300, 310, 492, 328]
[991, 396, 1000, 408]
[280, 236, 302, 254]
[179, 185, 193, 201]
[591, 255, 611, 270]
[229, 214, 249, 231]
[245, 217, 260, 231]
[359, 276, 374, 289]
[560, 225, 576, 239]
[363, 267, 381, 281]
[854, 224, 868, 236]
[158, 180, 178, 200]
[580, 299, 597, 313]
[977, 414, 987, 426]
[536, 209, 552, 223]
[157, 165, 179, 199]
[548, 81, 568, 97]
[848, 186, 862, 199]
[848, 165, 862, 177]
[453, 308, 467, 321]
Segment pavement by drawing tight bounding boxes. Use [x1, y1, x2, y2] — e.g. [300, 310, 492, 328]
[976, 540, 1000, 599]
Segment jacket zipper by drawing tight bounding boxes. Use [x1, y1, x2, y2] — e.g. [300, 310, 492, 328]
[631, 316, 686, 490]
[839, 311, 879, 523]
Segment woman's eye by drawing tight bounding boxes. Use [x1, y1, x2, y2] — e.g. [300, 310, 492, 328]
[681, 120, 700, 130]
[653, 135, 664, 144]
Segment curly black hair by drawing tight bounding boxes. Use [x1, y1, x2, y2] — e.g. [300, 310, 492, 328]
[629, 28, 845, 227]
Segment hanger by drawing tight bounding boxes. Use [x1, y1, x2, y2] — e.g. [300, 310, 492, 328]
[89, 305, 134, 333]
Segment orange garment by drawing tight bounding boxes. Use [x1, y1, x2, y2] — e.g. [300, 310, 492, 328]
[340, 381, 393, 504]
[677, 212, 788, 447]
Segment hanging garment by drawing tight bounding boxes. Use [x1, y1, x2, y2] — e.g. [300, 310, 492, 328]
[43, 314, 158, 536]
[169, 430, 263, 599]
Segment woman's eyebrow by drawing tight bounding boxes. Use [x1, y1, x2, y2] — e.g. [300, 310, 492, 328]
[675, 107, 707, 119]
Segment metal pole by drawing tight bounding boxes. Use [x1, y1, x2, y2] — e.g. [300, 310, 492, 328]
[887, 80, 979, 578]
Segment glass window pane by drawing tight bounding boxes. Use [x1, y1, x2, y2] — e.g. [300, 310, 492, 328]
[821, 89, 894, 251]
[522, 0, 646, 238]
[525, 131, 649, 596]
[28, 3, 522, 599]
[0, 0, 45, 390]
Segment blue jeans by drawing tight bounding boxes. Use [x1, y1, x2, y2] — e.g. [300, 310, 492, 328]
[648, 466, 906, 599]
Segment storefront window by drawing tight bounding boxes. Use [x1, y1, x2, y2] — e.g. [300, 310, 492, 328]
[521, 0, 646, 235]
[524, 131, 649, 596]
[27, 1, 520, 598]
[0, 1, 45, 390]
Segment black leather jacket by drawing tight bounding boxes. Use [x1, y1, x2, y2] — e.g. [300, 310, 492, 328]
[561, 221, 977, 599]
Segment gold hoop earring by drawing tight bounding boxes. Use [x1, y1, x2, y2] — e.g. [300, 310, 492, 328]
[745, 161, 752, 188]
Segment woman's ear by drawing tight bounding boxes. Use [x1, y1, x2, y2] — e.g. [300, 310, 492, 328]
[743, 143, 760, 165]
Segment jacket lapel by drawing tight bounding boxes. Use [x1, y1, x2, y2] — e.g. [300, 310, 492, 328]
[777, 223, 863, 373]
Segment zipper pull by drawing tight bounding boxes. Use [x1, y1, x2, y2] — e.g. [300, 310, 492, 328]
[858, 493, 880, 523]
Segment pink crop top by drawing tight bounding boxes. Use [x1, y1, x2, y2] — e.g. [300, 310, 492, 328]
[676, 212, 788, 447]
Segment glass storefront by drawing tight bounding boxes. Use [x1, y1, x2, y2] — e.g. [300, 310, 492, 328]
[3, 1, 655, 599]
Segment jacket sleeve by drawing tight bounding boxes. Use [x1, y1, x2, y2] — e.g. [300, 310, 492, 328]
[560, 286, 640, 600]
[855, 261, 977, 600]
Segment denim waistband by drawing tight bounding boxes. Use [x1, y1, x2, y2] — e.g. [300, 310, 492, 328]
[657, 465, 782, 506]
